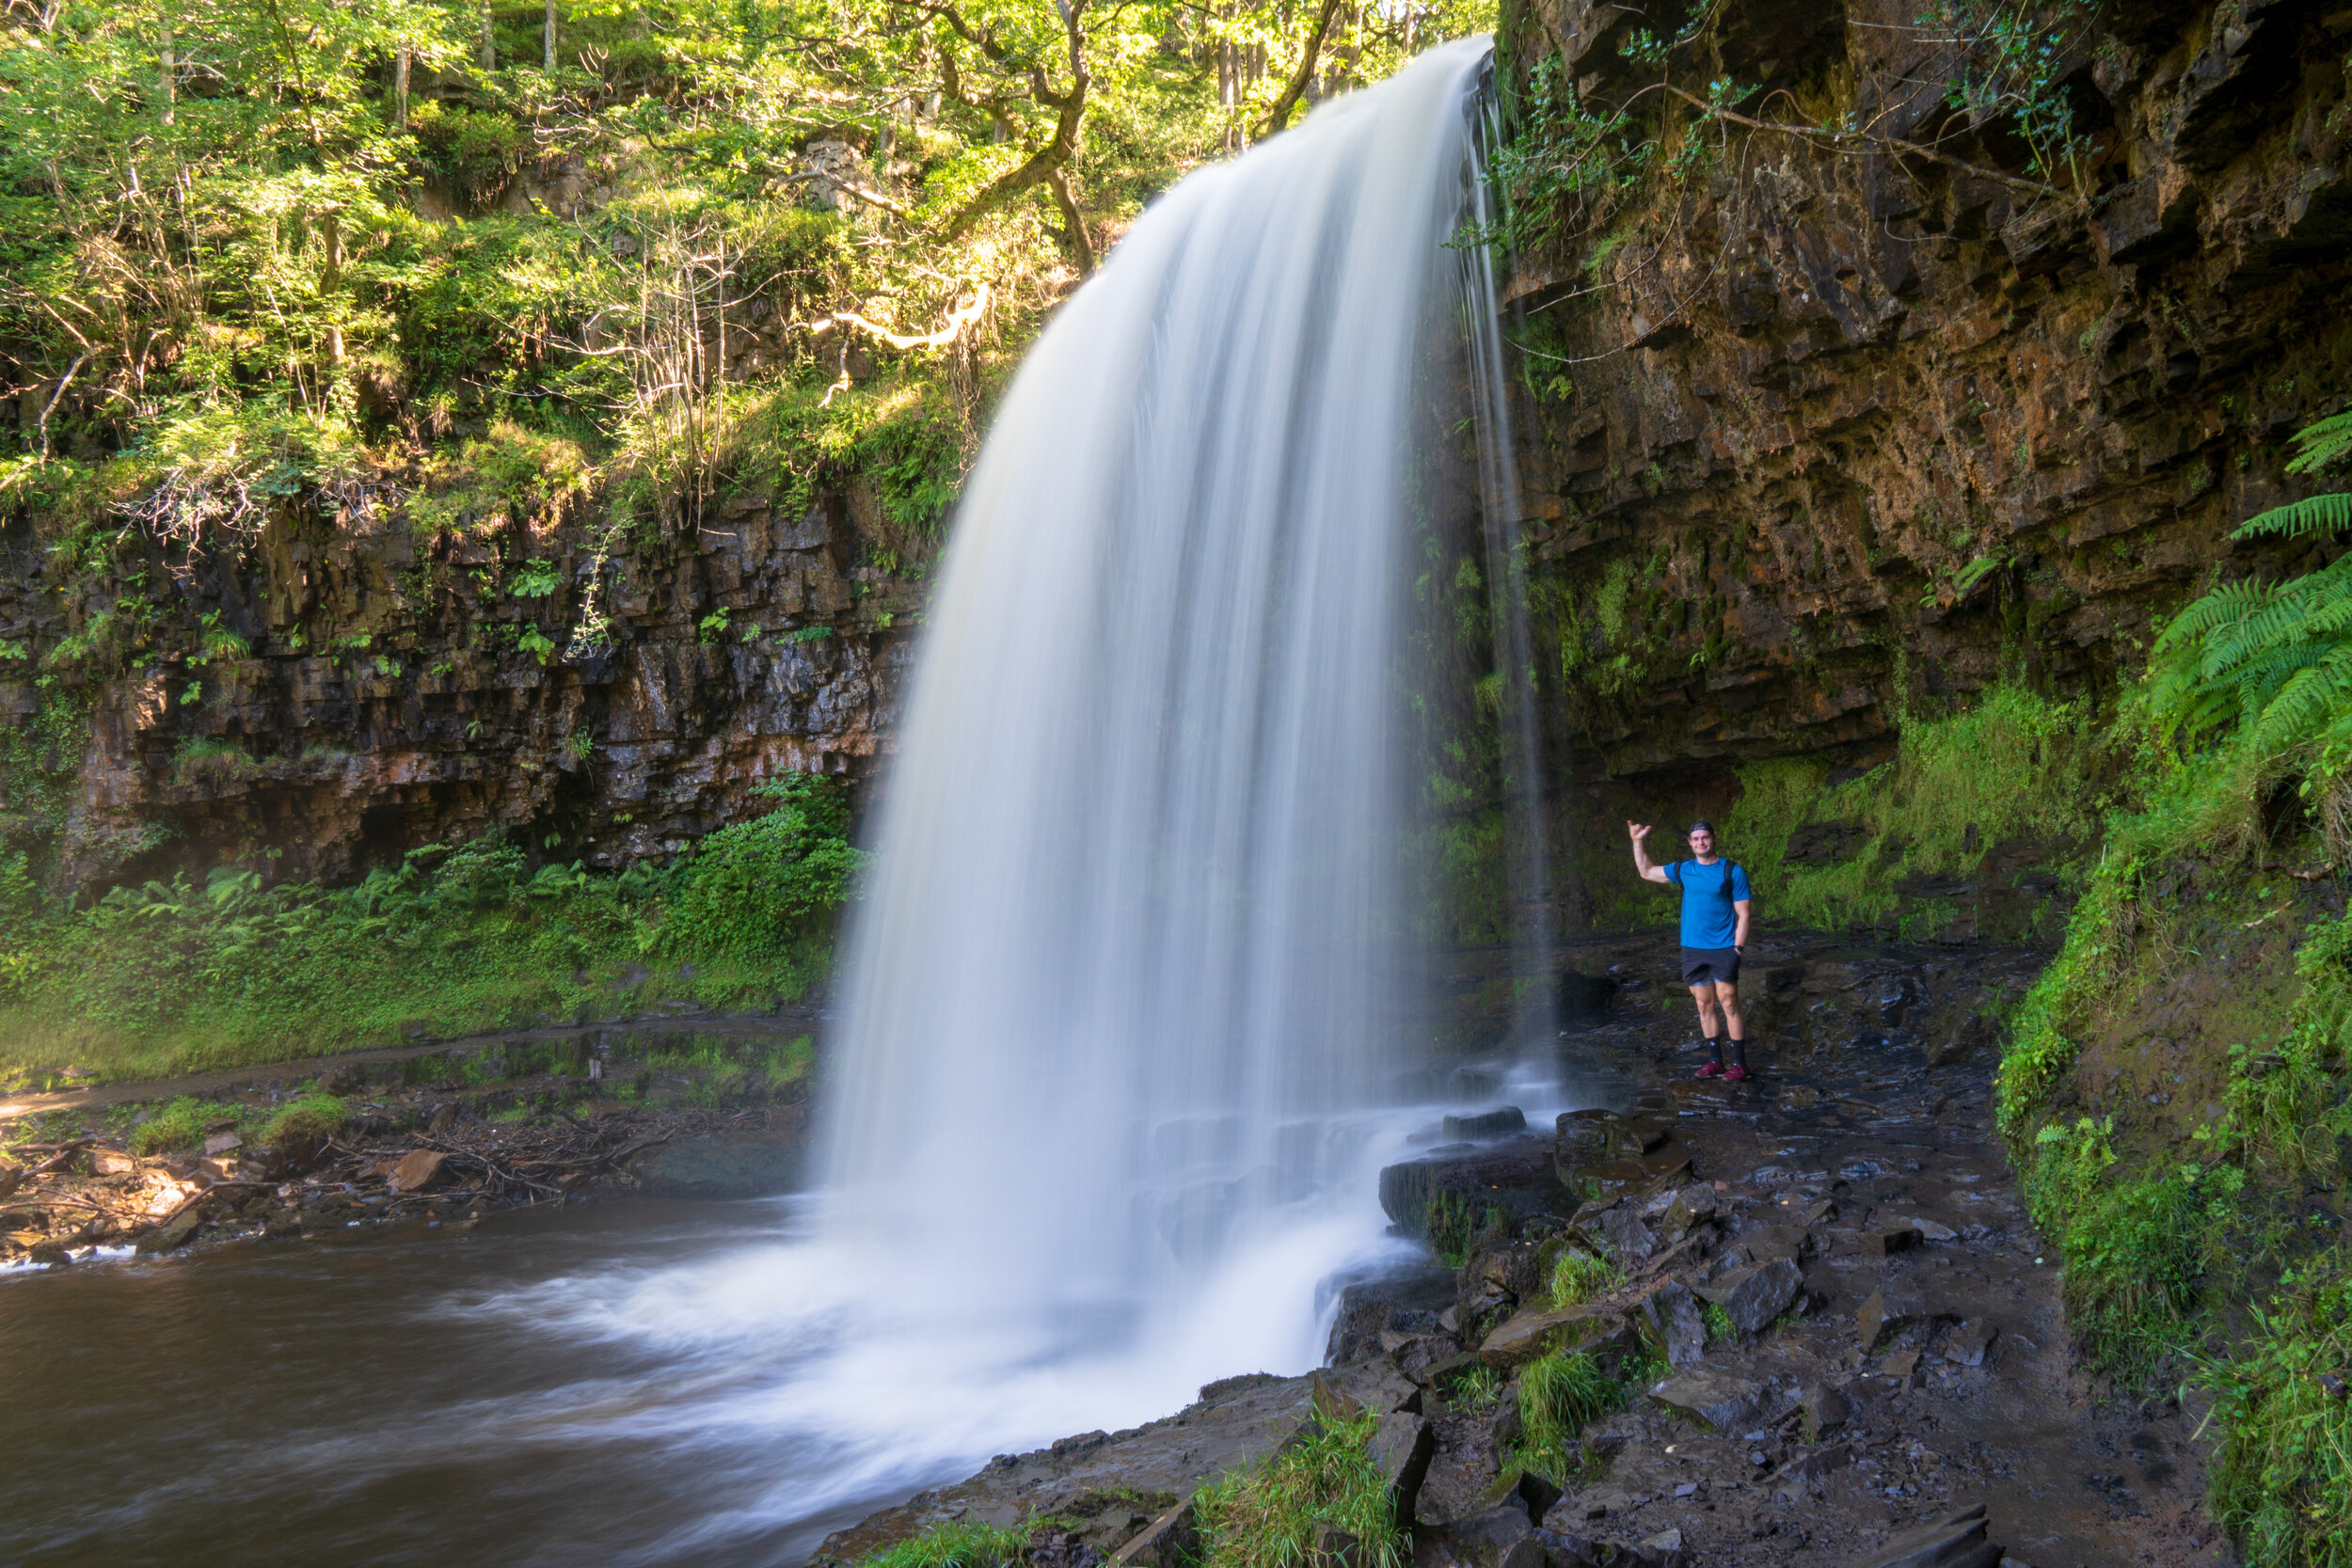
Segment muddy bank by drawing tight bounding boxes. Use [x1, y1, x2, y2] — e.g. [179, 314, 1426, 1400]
[0, 1017, 819, 1268]
[818, 932, 2232, 1568]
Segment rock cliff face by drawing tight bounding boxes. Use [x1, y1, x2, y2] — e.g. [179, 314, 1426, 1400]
[1499, 0, 2352, 781]
[0, 484, 917, 892]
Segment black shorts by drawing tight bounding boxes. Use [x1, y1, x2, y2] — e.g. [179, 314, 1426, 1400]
[1680, 946, 1740, 986]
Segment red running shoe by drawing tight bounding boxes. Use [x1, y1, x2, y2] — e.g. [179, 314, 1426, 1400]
[1724, 1064, 1751, 1083]
[1693, 1062, 1724, 1079]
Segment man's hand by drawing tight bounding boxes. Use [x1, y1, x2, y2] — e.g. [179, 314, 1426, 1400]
[1629, 820, 1671, 884]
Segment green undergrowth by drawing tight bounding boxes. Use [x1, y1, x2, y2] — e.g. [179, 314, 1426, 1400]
[1511, 1345, 1661, 1486]
[0, 773, 860, 1083]
[1545, 1245, 1617, 1307]
[856, 1519, 1040, 1568]
[1990, 418, 2352, 1568]
[1193, 1408, 1407, 1568]
[1721, 685, 2103, 936]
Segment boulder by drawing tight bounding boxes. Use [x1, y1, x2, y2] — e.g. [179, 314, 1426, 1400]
[1435, 1502, 1543, 1568]
[1634, 1528, 1689, 1568]
[1645, 1368, 1768, 1432]
[1598, 1208, 1658, 1267]
[1945, 1319, 1999, 1367]
[388, 1150, 449, 1193]
[1694, 1259, 1803, 1337]
[1864, 1224, 1923, 1256]
[1325, 1265, 1454, 1363]
[1857, 1291, 1938, 1354]
[1443, 1106, 1528, 1140]
[1631, 1282, 1707, 1367]
[1802, 1381, 1851, 1436]
[135, 1199, 208, 1254]
[1479, 1305, 1629, 1369]
[1557, 1111, 1613, 1160]
[1841, 1503, 2003, 1568]
[629, 1127, 804, 1198]
[91, 1148, 137, 1176]
[1366, 1414, 1434, 1525]
[1109, 1503, 1198, 1568]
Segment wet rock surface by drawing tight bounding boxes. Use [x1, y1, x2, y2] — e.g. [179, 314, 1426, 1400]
[815, 930, 2234, 1568]
[1394, 931, 2227, 1568]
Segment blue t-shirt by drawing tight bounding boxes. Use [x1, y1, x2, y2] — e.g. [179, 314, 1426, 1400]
[1665, 859, 1750, 949]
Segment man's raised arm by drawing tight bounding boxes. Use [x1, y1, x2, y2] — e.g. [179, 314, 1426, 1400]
[1628, 821, 1672, 885]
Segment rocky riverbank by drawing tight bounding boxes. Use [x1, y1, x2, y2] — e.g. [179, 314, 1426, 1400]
[816, 932, 2233, 1568]
[0, 1017, 818, 1268]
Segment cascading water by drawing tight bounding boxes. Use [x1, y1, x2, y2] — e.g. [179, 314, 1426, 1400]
[0, 41, 1606, 1568]
[823, 36, 1496, 1342]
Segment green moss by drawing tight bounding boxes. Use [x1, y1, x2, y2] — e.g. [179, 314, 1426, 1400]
[129, 1096, 218, 1155]
[1724, 685, 2102, 933]
[257, 1092, 349, 1146]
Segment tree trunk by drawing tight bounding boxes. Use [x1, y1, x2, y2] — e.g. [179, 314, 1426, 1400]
[392, 45, 411, 127]
[480, 2, 495, 71]
[543, 0, 556, 71]
[157, 25, 175, 126]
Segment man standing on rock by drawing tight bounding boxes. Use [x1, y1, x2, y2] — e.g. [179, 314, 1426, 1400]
[1628, 819, 1754, 1081]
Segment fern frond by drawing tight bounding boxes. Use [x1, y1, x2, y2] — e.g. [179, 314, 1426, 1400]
[2286, 410, 2352, 475]
[2231, 491, 2352, 541]
[2231, 644, 2328, 722]
[2249, 650, 2352, 755]
[2153, 580, 2278, 653]
[2201, 597, 2331, 681]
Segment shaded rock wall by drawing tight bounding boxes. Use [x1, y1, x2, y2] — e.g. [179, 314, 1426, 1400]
[0, 484, 916, 893]
[1501, 0, 2352, 784]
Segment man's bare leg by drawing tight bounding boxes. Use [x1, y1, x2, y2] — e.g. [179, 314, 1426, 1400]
[1714, 979, 1749, 1078]
[1690, 983, 1724, 1075]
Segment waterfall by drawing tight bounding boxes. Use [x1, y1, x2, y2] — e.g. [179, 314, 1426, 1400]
[821, 38, 1497, 1341]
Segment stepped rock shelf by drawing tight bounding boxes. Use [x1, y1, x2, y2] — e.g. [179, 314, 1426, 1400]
[818, 933, 2218, 1568]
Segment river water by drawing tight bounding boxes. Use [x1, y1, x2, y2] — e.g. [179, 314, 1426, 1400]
[4, 1093, 1573, 1568]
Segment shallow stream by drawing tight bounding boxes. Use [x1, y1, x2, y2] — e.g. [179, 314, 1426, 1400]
[1, 1077, 1606, 1568]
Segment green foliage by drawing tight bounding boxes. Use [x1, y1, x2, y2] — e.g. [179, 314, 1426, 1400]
[2147, 408, 2352, 759]
[661, 773, 865, 961]
[1701, 1301, 1736, 1344]
[171, 736, 259, 788]
[1545, 1246, 1617, 1308]
[2020, 1116, 2238, 1377]
[1515, 1349, 1630, 1484]
[857, 1520, 1035, 1568]
[1194, 1408, 1408, 1568]
[0, 773, 858, 1080]
[259, 1091, 350, 1147]
[129, 1096, 218, 1156]
[1724, 685, 2099, 933]
[2202, 1252, 2352, 1568]
[1919, 0, 2103, 191]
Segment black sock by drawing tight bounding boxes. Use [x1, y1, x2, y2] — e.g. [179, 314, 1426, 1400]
[1705, 1037, 1724, 1067]
[1728, 1038, 1747, 1069]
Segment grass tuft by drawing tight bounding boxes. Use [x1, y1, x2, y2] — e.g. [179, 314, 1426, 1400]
[1546, 1246, 1617, 1307]
[859, 1520, 1034, 1568]
[128, 1096, 216, 1155]
[1195, 1409, 1408, 1568]
[258, 1092, 348, 1147]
